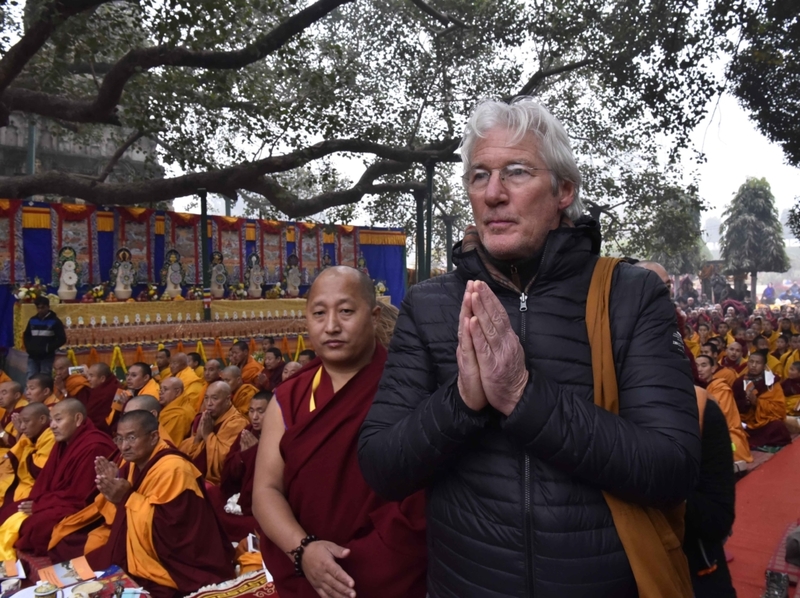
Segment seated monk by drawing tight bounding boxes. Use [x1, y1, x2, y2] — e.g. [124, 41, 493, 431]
[50, 411, 235, 598]
[220, 366, 258, 416]
[178, 381, 248, 486]
[154, 349, 171, 383]
[85, 364, 119, 434]
[297, 350, 316, 367]
[0, 404, 55, 525]
[197, 359, 222, 410]
[188, 352, 205, 380]
[123, 395, 174, 447]
[282, 361, 302, 382]
[733, 350, 792, 449]
[228, 342, 262, 387]
[700, 343, 736, 388]
[2, 400, 116, 557]
[257, 348, 285, 393]
[754, 335, 782, 375]
[0, 382, 28, 452]
[168, 353, 203, 412]
[209, 391, 270, 543]
[254, 266, 426, 598]
[53, 357, 90, 404]
[695, 355, 753, 463]
[779, 334, 800, 378]
[772, 334, 790, 363]
[781, 362, 800, 414]
[25, 374, 59, 407]
[721, 342, 747, 374]
[106, 363, 160, 431]
[158, 378, 195, 445]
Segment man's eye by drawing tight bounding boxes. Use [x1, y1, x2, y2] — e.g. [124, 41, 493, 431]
[471, 171, 489, 183]
[505, 167, 531, 179]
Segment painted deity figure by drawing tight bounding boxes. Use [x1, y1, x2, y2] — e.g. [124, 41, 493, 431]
[110, 247, 136, 300]
[245, 253, 264, 298]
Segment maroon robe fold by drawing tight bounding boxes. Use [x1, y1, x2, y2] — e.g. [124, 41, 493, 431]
[261, 344, 427, 598]
[16, 420, 117, 555]
[721, 357, 747, 373]
[86, 448, 234, 598]
[781, 378, 800, 397]
[86, 376, 119, 435]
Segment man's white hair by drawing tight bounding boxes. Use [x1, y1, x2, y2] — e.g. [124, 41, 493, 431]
[460, 97, 584, 222]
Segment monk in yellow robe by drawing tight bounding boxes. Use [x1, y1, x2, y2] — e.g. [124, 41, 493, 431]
[772, 334, 790, 370]
[684, 324, 700, 358]
[754, 335, 782, 375]
[154, 349, 171, 382]
[0, 404, 55, 524]
[157, 378, 195, 445]
[106, 363, 161, 430]
[779, 334, 800, 377]
[228, 342, 262, 386]
[121, 395, 174, 448]
[25, 374, 59, 407]
[188, 352, 205, 380]
[53, 357, 90, 404]
[733, 350, 792, 449]
[196, 359, 222, 411]
[0, 383, 28, 452]
[220, 366, 258, 416]
[781, 362, 800, 414]
[49, 411, 235, 598]
[763, 319, 780, 352]
[0, 371, 10, 385]
[695, 355, 753, 463]
[179, 381, 248, 485]
[168, 353, 203, 412]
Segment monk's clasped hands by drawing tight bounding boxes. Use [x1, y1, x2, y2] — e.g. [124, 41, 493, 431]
[95, 456, 130, 504]
[457, 280, 529, 416]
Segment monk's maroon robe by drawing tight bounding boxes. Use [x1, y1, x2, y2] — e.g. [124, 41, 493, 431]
[261, 344, 427, 598]
[781, 378, 800, 398]
[85, 376, 119, 435]
[733, 376, 792, 449]
[16, 421, 116, 555]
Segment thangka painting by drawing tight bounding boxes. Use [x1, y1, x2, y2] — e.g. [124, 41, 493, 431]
[337, 225, 359, 268]
[0, 200, 25, 284]
[298, 223, 321, 284]
[51, 204, 98, 285]
[164, 212, 201, 284]
[116, 207, 152, 282]
[211, 216, 245, 283]
[258, 221, 283, 285]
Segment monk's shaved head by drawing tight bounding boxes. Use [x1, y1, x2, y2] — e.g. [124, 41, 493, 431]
[125, 394, 162, 415]
[222, 366, 242, 377]
[54, 356, 70, 368]
[54, 398, 87, 417]
[309, 266, 376, 309]
[119, 410, 159, 435]
[634, 261, 670, 287]
[170, 352, 189, 372]
[0, 381, 21, 395]
[20, 402, 50, 440]
[91, 363, 112, 378]
[21, 402, 50, 419]
[50, 398, 87, 443]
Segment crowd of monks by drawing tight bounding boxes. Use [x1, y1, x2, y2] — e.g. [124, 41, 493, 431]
[0, 328, 318, 597]
[684, 303, 800, 464]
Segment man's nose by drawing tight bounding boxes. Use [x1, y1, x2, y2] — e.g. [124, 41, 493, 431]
[482, 171, 508, 207]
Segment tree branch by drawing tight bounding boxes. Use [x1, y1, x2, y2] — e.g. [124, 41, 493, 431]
[406, 0, 468, 29]
[0, 138, 459, 210]
[507, 58, 595, 100]
[96, 130, 144, 182]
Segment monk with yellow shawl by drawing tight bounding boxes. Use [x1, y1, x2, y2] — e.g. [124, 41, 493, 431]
[220, 366, 258, 416]
[50, 411, 235, 598]
[695, 355, 752, 463]
[0, 404, 55, 525]
[157, 378, 194, 445]
[25, 374, 59, 408]
[188, 352, 205, 380]
[168, 353, 203, 412]
[196, 359, 222, 411]
[106, 363, 160, 430]
[781, 362, 800, 414]
[53, 357, 90, 403]
[779, 334, 800, 377]
[229, 342, 262, 387]
[178, 381, 248, 485]
[720, 342, 747, 374]
[154, 349, 171, 382]
[0, 382, 28, 451]
[733, 350, 791, 449]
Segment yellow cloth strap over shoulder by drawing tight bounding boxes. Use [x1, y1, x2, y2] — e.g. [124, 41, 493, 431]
[586, 256, 692, 598]
[309, 366, 323, 412]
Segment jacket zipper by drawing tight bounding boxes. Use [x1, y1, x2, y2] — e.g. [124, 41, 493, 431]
[523, 452, 533, 596]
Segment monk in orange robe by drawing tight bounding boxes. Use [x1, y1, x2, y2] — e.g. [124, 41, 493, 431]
[168, 353, 204, 412]
[720, 342, 747, 374]
[49, 411, 234, 598]
[779, 334, 800, 377]
[0, 382, 29, 452]
[0, 404, 55, 525]
[188, 352, 205, 380]
[733, 350, 792, 449]
[154, 349, 171, 383]
[255, 266, 426, 598]
[0, 371, 9, 385]
[781, 362, 800, 414]
[53, 357, 90, 404]
[196, 359, 222, 412]
[84, 364, 119, 435]
[158, 377, 195, 445]
[179, 381, 248, 485]
[106, 363, 160, 431]
[25, 374, 59, 408]
[772, 334, 790, 364]
[695, 355, 753, 463]
[220, 366, 258, 416]
[229, 342, 262, 387]
[10, 400, 116, 556]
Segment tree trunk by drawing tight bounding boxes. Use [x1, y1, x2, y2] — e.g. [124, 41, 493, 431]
[751, 270, 758, 304]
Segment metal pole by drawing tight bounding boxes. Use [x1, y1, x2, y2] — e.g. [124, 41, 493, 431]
[26, 119, 36, 201]
[199, 189, 211, 321]
[425, 161, 435, 279]
[440, 214, 457, 272]
[415, 190, 426, 282]
[224, 197, 232, 217]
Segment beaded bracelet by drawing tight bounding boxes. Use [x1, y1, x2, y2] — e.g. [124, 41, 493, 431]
[288, 534, 318, 577]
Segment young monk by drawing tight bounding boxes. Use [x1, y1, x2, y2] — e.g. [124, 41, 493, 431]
[0, 383, 28, 451]
[733, 350, 792, 449]
[254, 266, 426, 598]
[25, 375, 59, 407]
[219, 366, 258, 416]
[781, 362, 800, 414]
[228, 342, 262, 387]
[721, 342, 747, 374]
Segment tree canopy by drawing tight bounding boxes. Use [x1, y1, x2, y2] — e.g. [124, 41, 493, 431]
[0, 0, 731, 258]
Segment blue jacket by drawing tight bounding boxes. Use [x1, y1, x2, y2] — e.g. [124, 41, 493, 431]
[358, 218, 700, 597]
[23, 310, 67, 358]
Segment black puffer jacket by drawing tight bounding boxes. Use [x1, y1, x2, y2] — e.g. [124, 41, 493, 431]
[358, 219, 701, 598]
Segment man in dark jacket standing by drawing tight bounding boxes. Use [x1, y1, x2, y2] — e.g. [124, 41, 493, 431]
[358, 97, 701, 598]
[23, 297, 66, 380]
